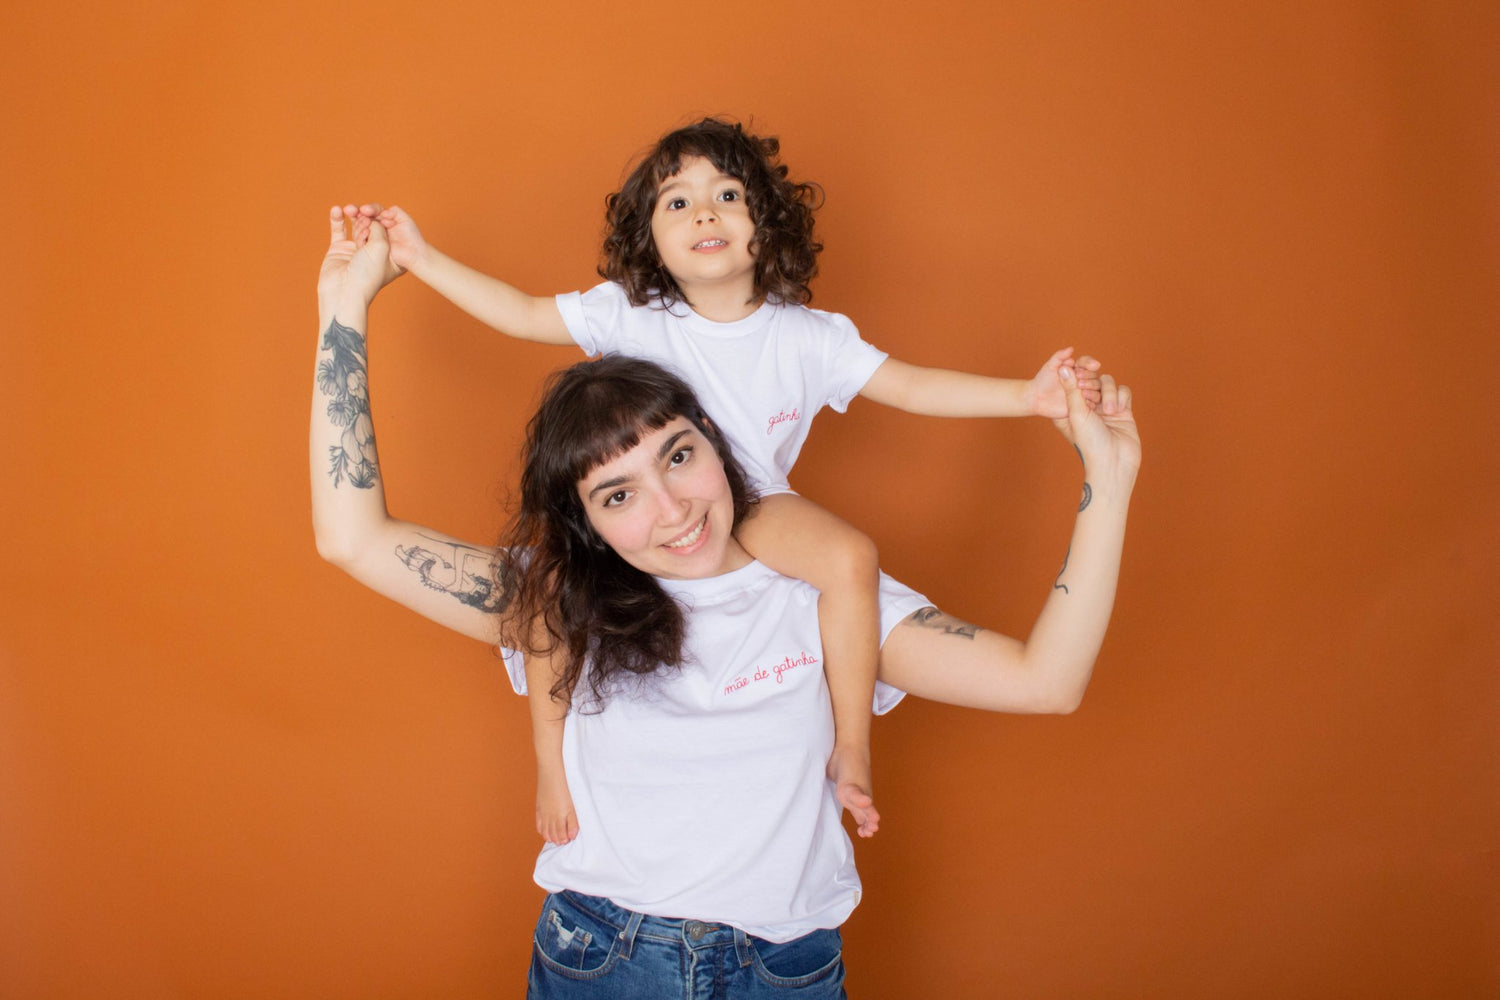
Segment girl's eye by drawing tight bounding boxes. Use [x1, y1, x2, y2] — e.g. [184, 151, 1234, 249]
[718, 189, 740, 203]
[667, 197, 687, 211]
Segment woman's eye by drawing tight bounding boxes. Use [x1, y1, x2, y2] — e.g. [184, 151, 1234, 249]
[669, 447, 692, 466]
[604, 490, 630, 507]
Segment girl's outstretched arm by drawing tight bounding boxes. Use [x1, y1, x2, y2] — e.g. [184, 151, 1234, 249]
[311, 207, 506, 644]
[876, 365, 1140, 712]
[860, 348, 1103, 418]
[362, 203, 574, 345]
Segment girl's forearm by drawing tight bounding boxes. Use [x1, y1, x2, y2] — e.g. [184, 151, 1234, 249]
[862, 359, 1033, 417]
[406, 246, 572, 345]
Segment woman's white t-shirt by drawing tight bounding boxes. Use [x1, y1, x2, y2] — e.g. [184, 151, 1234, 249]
[503, 562, 927, 941]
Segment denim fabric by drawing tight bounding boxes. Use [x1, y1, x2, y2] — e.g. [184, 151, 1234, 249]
[528, 890, 847, 999]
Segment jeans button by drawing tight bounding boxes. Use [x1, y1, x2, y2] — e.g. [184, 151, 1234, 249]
[687, 921, 706, 940]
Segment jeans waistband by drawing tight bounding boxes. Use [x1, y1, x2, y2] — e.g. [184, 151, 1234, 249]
[556, 890, 755, 964]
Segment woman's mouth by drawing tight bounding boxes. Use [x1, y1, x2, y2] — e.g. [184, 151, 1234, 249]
[663, 515, 708, 550]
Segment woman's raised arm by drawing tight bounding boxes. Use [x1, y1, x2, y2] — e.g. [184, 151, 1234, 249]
[310, 207, 504, 644]
[877, 366, 1141, 713]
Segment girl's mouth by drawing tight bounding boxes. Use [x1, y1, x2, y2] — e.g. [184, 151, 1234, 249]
[692, 239, 727, 251]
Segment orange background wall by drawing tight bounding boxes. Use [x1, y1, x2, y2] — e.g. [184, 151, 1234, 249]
[2, 2, 1495, 997]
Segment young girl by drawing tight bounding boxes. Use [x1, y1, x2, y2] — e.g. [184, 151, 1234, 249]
[363, 117, 1102, 843]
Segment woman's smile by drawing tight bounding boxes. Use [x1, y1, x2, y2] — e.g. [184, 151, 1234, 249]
[578, 417, 751, 580]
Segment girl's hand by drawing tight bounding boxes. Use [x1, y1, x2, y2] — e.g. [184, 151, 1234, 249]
[370, 204, 429, 273]
[1053, 366, 1141, 496]
[1027, 348, 1103, 419]
[318, 205, 403, 316]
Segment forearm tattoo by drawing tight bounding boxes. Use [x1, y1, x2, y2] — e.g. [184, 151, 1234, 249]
[394, 532, 506, 613]
[1074, 445, 1092, 512]
[904, 606, 981, 639]
[317, 319, 378, 489]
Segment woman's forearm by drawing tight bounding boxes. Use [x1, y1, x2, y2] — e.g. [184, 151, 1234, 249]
[309, 299, 392, 565]
[1016, 478, 1132, 711]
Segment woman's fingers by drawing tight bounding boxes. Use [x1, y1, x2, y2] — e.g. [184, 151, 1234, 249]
[1097, 373, 1117, 414]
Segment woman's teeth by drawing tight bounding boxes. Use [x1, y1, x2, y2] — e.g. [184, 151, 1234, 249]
[665, 517, 706, 548]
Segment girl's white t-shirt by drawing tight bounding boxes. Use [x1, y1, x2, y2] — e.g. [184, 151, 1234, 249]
[503, 561, 927, 942]
[557, 283, 888, 494]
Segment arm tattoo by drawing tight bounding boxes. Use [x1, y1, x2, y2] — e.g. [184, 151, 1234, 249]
[1053, 545, 1071, 595]
[1072, 445, 1092, 512]
[904, 606, 981, 639]
[317, 319, 379, 489]
[394, 532, 506, 613]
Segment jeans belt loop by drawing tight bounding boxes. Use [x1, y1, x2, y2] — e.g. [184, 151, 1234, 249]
[733, 927, 753, 968]
[618, 910, 644, 960]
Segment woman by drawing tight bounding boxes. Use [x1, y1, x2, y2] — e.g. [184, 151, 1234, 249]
[311, 207, 1140, 997]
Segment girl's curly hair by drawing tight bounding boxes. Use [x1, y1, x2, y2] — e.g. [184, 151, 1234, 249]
[496, 355, 759, 710]
[600, 117, 824, 309]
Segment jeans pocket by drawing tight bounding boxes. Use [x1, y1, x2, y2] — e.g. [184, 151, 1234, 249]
[749, 927, 845, 989]
[532, 893, 620, 980]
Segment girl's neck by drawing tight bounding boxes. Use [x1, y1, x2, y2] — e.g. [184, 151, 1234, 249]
[681, 283, 761, 323]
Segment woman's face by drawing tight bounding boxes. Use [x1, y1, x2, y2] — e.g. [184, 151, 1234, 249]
[575, 416, 751, 580]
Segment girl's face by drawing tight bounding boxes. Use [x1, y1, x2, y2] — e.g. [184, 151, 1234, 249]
[649, 156, 758, 303]
[576, 416, 751, 580]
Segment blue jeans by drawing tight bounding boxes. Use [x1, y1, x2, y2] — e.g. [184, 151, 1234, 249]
[527, 890, 847, 999]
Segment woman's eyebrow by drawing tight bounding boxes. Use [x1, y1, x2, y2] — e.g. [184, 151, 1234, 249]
[585, 431, 693, 501]
[655, 429, 692, 460]
[585, 473, 631, 502]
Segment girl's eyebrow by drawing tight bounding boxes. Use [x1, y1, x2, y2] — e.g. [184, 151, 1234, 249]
[656, 174, 739, 200]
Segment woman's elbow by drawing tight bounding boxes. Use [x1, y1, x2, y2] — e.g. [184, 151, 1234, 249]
[312, 520, 367, 570]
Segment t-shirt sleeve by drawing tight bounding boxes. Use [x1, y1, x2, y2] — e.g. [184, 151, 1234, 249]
[872, 571, 930, 714]
[812, 310, 888, 414]
[556, 281, 630, 356]
[502, 647, 527, 696]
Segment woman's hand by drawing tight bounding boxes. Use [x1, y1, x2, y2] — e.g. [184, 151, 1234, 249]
[317, 205, 404, 319]
[1053, 366, 1141, 500]
[1026, 347, 1102, 418]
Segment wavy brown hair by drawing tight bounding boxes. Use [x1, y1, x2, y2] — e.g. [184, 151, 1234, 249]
[496, 355, 759, 709]
[600, 117, 824, 309]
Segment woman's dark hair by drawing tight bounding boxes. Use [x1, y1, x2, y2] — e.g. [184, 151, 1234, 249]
[600, 117, 824, 309]
[497, 355, 759, 708]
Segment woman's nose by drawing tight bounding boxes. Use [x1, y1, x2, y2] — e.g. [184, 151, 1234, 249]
[656, 488, 692, 523]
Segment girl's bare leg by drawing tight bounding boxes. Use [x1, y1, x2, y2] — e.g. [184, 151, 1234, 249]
[739, 493, 882, 837]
